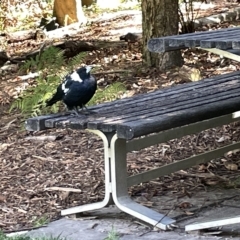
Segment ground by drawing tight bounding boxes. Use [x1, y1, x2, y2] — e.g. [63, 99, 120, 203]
[1, 0, 240, 234]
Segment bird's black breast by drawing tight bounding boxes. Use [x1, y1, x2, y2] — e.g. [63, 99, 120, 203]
[63, 76, 97, 108]
[46, 66, 97, 110]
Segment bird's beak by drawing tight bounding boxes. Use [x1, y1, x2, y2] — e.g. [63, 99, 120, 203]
[86, 64, 101, 73]
[85, 66, 92, 73]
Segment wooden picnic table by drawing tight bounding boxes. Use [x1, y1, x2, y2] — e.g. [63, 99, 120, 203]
[26, 27, 240, 231]
[148, 26, 240, 62]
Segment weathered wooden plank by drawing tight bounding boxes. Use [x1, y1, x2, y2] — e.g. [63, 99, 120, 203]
[232, 40, 240, 49]
[90, 72, 240, 116]
[97, 88, 240, 134]
[148, 27, 240, 52]
[200, 36, 240, 49]
[115, 96, 240, 139]
[63, 118, 88, 129]
[45, 115, 82, 128]
[87, 76, 240, 123]
[146, 37, 183, 53]
[182, 31, 240, 48]
[171, 30, 240, 48]
[25, 113, 69, 131]
[68, 113, 106, 130]
[87, 82, 240, 132]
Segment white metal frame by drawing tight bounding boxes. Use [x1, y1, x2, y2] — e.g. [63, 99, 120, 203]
[61, 112, 240, 230]
[201, 48, 240, 62]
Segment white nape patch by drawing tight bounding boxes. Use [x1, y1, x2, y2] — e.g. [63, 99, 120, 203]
[86, 66, 92, 73]
[61, 83, 69, 94]
[71, 71, 83, 82]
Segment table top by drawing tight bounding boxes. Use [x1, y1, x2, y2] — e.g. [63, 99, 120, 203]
[148, 27, 240, 53]
[26, 71, 240, 140]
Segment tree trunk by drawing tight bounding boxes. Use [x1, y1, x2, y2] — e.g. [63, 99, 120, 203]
[142, 0, 183, 70]
[53, 0, 86, 26]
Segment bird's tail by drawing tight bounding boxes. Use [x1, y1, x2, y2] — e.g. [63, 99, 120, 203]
[46, 95, 60, 106]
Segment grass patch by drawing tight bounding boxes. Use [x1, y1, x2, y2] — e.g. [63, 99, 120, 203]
[104, 227, 119, 240]
[32, 216, 49, 228]
[0, 231, 66, 240]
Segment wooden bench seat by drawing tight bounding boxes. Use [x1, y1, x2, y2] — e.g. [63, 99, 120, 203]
[25, 71, 240, 230]
[27, 71, 240, 138]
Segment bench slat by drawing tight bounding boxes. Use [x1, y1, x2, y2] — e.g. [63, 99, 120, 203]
[89, 88, 240, 135]
[200, 37, 240, 49]
[116, 96, 240, 139]
[25, 113, 70, 131]
[148, 27, 240, 52]
[170, 29, 240, 48]
[86, 82, 240, 129]
[90, 72, 239, 114]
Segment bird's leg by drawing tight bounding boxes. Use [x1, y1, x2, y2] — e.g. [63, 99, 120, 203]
[83, 105, 89, 111]
[72, 106, 80, 116]
[64, 104, 69, 112]
[80, 105, 91, 115]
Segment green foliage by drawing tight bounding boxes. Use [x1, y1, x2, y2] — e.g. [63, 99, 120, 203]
[89, 82, 125, 106]
[0, 230, 66, 240]
[10, 46, 86, 117]
[21, 47, 66, 73]
[10, 46, 126, 117]
[104, 227, 119, 240]
[0, 231, 31, 240]
[32, 215, 49, 228]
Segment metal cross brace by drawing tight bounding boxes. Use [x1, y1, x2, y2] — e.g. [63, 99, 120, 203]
[201, 48, 240, 62]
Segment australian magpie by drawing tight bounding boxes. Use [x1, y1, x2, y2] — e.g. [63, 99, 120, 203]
[46, 66, 97, 115]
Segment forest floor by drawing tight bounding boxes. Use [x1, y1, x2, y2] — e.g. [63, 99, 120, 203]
[1, 0, 240, 233]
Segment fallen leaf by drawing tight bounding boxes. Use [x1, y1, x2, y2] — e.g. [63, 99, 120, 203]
[179, 202, 192, 209]
[184, 211, 194, 216]
[224, 163, 238, 171]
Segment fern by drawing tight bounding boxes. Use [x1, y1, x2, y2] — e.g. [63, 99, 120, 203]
[89, 82, 126, 106]
[11, 46, 126, 117]
[11, 46, 78, 117]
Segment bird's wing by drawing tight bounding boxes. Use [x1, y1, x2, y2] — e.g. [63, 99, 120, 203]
[46, 75, 75, 106]
[46, 83, 65, 106]
[61, 75, 75, 93]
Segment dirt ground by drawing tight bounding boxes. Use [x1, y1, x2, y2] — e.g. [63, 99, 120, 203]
[1, 0, 240, 233]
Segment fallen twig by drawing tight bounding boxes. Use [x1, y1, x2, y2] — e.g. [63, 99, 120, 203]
[139, 206, 177, 236]
[17, 72, 40, 81]
[45, 187, 81, 192]
[0, 119, 17, 133]
[94, 69, 132, 75]
[25, 135, 57, 141]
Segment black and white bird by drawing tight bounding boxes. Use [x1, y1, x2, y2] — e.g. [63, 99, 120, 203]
[46, 65, 97, 115]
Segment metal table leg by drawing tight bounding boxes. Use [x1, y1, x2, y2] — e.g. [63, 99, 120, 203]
[61, 130, 112, 216]
[61, 129, 176, 230]
[109, 134, 176, 230]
